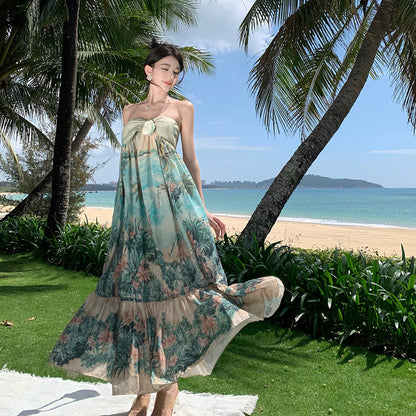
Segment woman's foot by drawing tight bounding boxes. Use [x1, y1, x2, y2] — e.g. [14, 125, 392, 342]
[128, 393, 151, 416]
[151, 383, 178, 416]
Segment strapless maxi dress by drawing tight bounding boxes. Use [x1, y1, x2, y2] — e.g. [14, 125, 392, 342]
[49, 116, 284, 395]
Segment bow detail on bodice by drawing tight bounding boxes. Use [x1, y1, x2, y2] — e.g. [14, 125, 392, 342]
[122, 116, 180, 148]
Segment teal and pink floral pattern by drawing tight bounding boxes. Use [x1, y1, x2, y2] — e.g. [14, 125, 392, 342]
[49, 115, 284, 395]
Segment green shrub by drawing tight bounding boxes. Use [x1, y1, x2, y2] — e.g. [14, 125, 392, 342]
[282, 247, 416, 358]
[0, 216, 110, 275]
[0, 216, 45, 253]
[216, 233, 294, 284]
[217, 235, 416, 358]
[48, 220, 111, 276]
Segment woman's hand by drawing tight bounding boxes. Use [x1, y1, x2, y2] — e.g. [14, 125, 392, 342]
[205, 210, 226, 239]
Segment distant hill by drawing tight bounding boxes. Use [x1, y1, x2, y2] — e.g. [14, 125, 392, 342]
[299, 174, 382, 188]
[203, 180, 258, 189]
[257, 174, 383, 189]
[85, 175, 382, 190]
[209, 175, 383, 189]
[83, 182, 118, 191]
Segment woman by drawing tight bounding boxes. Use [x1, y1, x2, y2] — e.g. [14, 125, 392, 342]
[49, 39, 284, 416]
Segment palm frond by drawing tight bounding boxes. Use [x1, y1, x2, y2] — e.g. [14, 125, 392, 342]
[242, 0, 395, 135]
[239, 0, 303, 52]
[295, 45, 343, 139]
[83, 104, 120, 150]
[393, 0, 416, 40]
[334, 4, 385, 88]
[246, 0, 355, 134]
[0, 81, 54, 146]
[180, 46, 214, 75]
[240, 0, 358, 53]
[387, 32, 416, 132]
[382, 0, 416, 132]
[0, 127, 24, 180]
[83, 0, 197, 32]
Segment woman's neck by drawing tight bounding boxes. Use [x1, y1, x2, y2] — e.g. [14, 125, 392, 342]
[145, 87, 169, 105]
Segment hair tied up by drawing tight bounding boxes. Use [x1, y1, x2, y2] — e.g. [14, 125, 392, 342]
[150, 37, 159, 49]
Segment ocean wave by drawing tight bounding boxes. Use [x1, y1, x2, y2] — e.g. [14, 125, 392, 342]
[211, 212, 251, 219]
[278, 216, 416, 229]
[212, 213, 416, 230]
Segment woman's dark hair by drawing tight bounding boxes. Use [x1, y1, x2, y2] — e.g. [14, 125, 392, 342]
[144, 38, 184, 83]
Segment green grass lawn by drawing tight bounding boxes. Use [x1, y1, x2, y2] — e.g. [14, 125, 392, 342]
[1, 253, 415, 415]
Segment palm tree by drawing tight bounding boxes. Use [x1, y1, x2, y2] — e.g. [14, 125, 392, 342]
[42, 0, 81, 247]
[238, 0, 414, 244]
[1, 0, 213, 225]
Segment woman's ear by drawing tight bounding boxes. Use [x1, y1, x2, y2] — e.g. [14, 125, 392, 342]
[144, 64, 153, 77]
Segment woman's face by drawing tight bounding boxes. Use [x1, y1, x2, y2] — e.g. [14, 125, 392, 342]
[145, 56, 181, 92]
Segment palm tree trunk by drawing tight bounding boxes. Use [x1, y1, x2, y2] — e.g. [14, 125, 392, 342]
[240, 0, 394, 244]
[41, 0, 80, 249]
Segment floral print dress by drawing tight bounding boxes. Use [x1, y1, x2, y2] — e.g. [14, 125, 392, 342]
[49, 115, 284, 395]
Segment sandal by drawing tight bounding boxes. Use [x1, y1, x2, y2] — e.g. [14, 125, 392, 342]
[128, 393, 151, 416]
[151, 383, 178, 416]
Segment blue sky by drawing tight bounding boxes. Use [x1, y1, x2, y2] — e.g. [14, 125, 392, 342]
[87, 0, 416, 188]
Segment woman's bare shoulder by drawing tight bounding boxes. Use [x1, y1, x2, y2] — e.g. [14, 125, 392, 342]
[174, 99, 194, 118]
[177, 99, 193, 109]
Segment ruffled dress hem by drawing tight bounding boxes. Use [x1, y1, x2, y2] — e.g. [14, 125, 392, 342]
[49, 277, 284, 395]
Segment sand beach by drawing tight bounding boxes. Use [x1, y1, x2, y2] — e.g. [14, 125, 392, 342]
[79, 206, 416, 257]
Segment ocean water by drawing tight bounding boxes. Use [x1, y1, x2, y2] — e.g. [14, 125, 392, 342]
[84, 187, 416, 229]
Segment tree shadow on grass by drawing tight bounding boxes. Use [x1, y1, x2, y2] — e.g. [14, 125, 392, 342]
[0, 253, 46, 274]
[240, 321, 331, 352]
[0, 252, 95, 282]
[230, 322, 405, 374]
[269, 321, 408, 372]
[275, 327, 333, 353]
[336, 343, 400, 371]
[0, 284, 66, 295]
[222, 322, 314, 367]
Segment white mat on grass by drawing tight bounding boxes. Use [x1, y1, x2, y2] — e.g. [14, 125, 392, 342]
[0, 367, 257, 416]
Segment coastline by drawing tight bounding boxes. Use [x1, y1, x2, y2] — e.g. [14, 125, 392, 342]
[79, 207, 416, 257]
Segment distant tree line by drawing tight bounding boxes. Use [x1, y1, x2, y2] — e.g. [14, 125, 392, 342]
[82, 183, 118, 191]
[202, 175, 382, 189]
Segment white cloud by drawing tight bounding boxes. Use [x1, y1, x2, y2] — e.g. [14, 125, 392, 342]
[196, 136, 276, 151]
[184, 92, 203, 105]
[370, 149, 416, 155]
[89, 145, 119, 159]
[166, 0, 272, 54]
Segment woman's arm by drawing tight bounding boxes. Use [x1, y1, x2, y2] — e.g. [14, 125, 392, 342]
[179, 101, 226, 239]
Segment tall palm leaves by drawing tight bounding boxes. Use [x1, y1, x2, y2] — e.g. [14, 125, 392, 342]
[387, 1, 416, 130]
[240, 0, 377, 136]
[0, 1, 56, 164]
[238, 0, 415, 244]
